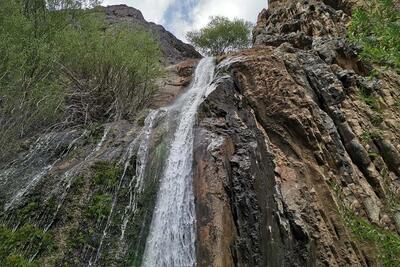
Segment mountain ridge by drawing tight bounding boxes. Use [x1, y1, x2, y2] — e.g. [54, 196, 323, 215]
[102, 4, 202, 65]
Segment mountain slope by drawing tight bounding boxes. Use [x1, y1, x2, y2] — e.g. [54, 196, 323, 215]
[103, 5, 202, 65]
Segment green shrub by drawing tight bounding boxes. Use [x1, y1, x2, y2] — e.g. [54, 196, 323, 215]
[348, 0, 400, 71]
[0, 0, 162, 162]
[92, 162, 121, 189]
[88, 194, 112, 220]
[0, 0, 64, 162]
[358, 91, 381, 111]
[2, 254, 37, 267]
[330, 179, 400, 266]
[395, 99, 400, 109]
[57, 15, 162, 124]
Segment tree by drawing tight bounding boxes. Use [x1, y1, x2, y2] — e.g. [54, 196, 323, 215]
[186, 16, 252, 56]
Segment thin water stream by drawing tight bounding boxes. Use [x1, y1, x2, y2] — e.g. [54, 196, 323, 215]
[142, 57, 216, 266]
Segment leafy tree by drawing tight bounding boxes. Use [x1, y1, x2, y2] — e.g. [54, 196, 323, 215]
[348, 0, 400, 71]
[186, 16, 252, 56]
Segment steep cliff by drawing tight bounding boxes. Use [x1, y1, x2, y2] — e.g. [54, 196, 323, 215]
[194, 0, 400, 266]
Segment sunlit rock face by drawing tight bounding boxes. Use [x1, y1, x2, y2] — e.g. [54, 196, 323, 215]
[193, 0, 400, 266]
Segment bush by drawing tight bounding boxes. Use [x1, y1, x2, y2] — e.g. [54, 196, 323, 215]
[348, 0, 400, 71]
[58, 15, 162, 124]
[186, 16, 252, 56]
[0, 0, 162, 162]
[0, 0, 64, 162]
[88, 194, 112, 220]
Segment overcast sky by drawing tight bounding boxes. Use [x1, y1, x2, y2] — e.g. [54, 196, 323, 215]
[102, 0, 268, 41]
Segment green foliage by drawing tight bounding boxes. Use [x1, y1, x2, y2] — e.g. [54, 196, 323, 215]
[348, 0, 400, 71]
[0, 0, 64, 161]
[58, 17, 162, 123]
[329, 179, 400, 266]
[371, 113, 384, 126]
[360, 130, 382, 143]
[18, 201, 39, 220]
[0, 224, 53, 266]
[0, 0, 162, 163]
[186, 16, 252, 56]
[92, 161, 121, 189]
[395, 99, 400, 109]
[88, 194, 112, 220]
[2, 254, 37, 267]
[87, 162, 121, 220]
[358, 87, 381, 111]
[345, 214, 400, 266]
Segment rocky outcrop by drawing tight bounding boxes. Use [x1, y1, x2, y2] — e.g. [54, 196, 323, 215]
[102, 5, 202, 65]
[153, 59, 200, 107]
[195, 0, 400, 266]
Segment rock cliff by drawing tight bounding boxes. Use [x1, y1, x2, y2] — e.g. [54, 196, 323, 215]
[194, 0, 400, 266]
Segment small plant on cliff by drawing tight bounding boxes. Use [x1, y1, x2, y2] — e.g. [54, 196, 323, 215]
[329, 180, 400, 266]
[346, 214, 400, 266]
[348, 0, 400, 71]
[186, 16, 252, 56]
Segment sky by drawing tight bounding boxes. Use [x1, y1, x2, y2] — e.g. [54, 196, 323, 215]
[101, 0, 268, 41]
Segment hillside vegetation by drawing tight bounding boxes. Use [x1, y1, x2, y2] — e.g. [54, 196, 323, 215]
[349, 0, 400, 71]
[0, 0, 162, 162]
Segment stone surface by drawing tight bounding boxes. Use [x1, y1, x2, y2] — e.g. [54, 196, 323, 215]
[194, 0, 400, 266]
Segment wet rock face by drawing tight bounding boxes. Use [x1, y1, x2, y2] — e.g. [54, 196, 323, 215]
[153, 59, 200, 108]
[195, 0, 400, 266]
[103, 5, 202, 65]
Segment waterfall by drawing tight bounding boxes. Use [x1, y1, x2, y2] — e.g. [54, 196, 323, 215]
[141, 58, 216, 266]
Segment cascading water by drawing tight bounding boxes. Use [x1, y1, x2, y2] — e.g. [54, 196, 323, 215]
[142, 57, 216, 266]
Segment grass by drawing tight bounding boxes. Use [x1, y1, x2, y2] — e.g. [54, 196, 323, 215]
[360, 130, 382, 143]
[0, 224, 53, 266]
[92, 161, 122, 190]
[357, 86, 385, 126]
[328, 179, 400, 266]
[358, 87, 381, 112]
[345, 213, 400, 266]
[348, 0, 400, 72]
[88, 194, 113, 221]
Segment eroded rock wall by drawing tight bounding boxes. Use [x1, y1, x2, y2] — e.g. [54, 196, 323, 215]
[195, 0, 400, 266]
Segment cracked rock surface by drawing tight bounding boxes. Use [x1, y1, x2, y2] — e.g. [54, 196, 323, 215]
[194, 0, 400, 266]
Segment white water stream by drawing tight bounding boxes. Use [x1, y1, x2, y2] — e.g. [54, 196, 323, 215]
[141, 57, 216, 267]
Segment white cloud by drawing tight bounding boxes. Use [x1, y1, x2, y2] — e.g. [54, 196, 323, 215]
[101, 0, 267, 42]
